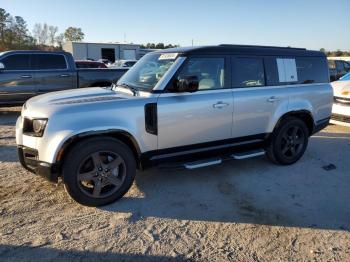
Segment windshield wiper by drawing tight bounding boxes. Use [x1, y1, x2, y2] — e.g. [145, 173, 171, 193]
[117, 83, 139, 96]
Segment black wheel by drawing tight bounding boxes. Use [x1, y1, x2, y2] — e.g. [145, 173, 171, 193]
[266, 117, 309, 165]
[62, 137, 136, 206]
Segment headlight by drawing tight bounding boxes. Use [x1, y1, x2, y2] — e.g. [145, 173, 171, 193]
[23, 118, 48, 137]
[33, 119, 47, 136]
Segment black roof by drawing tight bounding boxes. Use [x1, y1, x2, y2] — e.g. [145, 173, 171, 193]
[156, 44, 324, 57]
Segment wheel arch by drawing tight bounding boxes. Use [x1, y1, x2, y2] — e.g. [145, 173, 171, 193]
[56, 130, 142, 172]
[273, 110, 315, 136]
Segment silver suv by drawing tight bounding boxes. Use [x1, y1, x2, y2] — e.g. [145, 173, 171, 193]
[16, 45, 333, 206]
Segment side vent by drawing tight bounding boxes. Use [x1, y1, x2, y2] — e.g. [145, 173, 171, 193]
[144, 103, 158, 135]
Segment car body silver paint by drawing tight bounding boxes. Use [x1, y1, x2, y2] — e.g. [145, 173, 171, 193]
[157, 88, 233, 149]
[16, 55, 333, 165]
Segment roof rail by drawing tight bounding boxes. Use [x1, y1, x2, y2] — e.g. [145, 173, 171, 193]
[218, 44, 306, 51]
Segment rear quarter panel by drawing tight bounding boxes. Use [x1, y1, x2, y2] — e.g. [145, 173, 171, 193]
[287, 83, 333, 123]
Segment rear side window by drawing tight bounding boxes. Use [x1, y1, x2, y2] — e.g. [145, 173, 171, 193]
[272, 57, 328, 85]
[232, 58, 265, 87]
[33, 54, 67, 70]
[296, 57, 329, 84]
[1, 54, 31, 70]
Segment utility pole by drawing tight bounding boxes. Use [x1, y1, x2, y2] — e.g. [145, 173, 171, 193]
[191, 39, 194, 46]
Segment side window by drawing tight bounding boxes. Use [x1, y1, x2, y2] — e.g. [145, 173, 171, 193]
[295, 57, 329, 84]
[177, 57, 225, 90]
[33, 54, 67, 70]
[232, 58, 265, 87]
[1, 54, 31, 70]
[343, 62, 350, 72]
[335, 61, 345, 74]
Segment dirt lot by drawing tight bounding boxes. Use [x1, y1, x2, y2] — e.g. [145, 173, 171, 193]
[0, 107, 350, 262]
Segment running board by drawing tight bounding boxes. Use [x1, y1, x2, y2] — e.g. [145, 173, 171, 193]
[231, 149, 265, 160]
[181, 149, 265, 170]
[184, 158, 222, 169]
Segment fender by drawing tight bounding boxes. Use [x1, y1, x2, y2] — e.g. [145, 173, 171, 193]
[55, 129, 142, 162]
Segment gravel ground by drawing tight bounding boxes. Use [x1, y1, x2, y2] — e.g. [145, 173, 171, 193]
[1, 107, 350, 262]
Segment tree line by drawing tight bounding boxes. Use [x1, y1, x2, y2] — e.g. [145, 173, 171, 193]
[140, 43, 179, 49]
[320, 48, 350, 57]
[0, 8, 84, 51]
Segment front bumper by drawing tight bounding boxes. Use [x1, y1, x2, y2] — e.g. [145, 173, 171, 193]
[330, 101, 350, 127]
[17, 146, 59, 183]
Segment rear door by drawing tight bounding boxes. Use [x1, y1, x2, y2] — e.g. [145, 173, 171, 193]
[231, 56, 289, 138]
[0, 53, 36, 103]
[33, 53, 75, 94]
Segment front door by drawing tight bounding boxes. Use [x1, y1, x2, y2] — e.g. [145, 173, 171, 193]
[157, 56, 233, 150]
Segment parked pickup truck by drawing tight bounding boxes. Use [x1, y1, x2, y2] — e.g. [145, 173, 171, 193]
[0, 50, 128, 105]
[16, 45, 332, 206]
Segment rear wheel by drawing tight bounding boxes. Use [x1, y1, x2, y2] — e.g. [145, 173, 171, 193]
[62, 137, 136, 206]
[266, 117, 309, 165]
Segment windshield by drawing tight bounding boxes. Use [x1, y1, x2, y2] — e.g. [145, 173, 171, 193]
[115, 53, 178, 91]
[340, 72, 350, 81]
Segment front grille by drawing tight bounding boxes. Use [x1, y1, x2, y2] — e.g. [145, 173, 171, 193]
[334, 96, 350, 106]
[331, 113, 350, 123]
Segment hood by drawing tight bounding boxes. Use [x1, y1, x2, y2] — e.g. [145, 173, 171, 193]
[22, 87, 132, 118]
[331, 80, 350, 98]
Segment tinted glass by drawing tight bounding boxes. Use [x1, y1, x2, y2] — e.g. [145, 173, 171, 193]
[296, 57, 329, 84]
[1, 54, 30, 70]
[33, 54, 67, 70]
[232, 58, 265, 87]
[177, 57, 225, 90]
[343, 62, 350, 71]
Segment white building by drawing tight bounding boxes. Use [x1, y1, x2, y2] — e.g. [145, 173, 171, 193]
[328, 56, 350, 62]
[63, 41, 141, 62]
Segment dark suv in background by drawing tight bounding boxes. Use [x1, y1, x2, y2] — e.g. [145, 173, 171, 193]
[328, 59, 350, 81]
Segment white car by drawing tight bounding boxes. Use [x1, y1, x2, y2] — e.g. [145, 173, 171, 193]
[331, 72, 350, 127]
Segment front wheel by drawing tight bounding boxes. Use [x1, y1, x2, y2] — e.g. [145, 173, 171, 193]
[62, 137, 136, 206]
[266, 117, 309, 165]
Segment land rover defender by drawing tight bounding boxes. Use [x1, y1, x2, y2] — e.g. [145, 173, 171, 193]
[16, 45, 333, 206]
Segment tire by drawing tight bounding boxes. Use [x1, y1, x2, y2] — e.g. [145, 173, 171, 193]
[62, 137, 136, 206]
[266, 117, 309, 165]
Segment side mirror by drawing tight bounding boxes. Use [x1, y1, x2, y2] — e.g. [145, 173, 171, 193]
[0, 62, 5, 71]
[175, 75, 199, 92]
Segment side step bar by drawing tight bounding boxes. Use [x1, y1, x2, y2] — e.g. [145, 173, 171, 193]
[231, 149, 265, 160]
[183, 149, 265, 170]
[184, 158, 222, 169]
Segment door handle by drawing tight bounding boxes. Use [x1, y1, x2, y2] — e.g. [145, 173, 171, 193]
[267, 96, 280, 103]
[59, 74, 70, 77]
[20, 75, 32, 79]
[213, 101, 229, 109]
